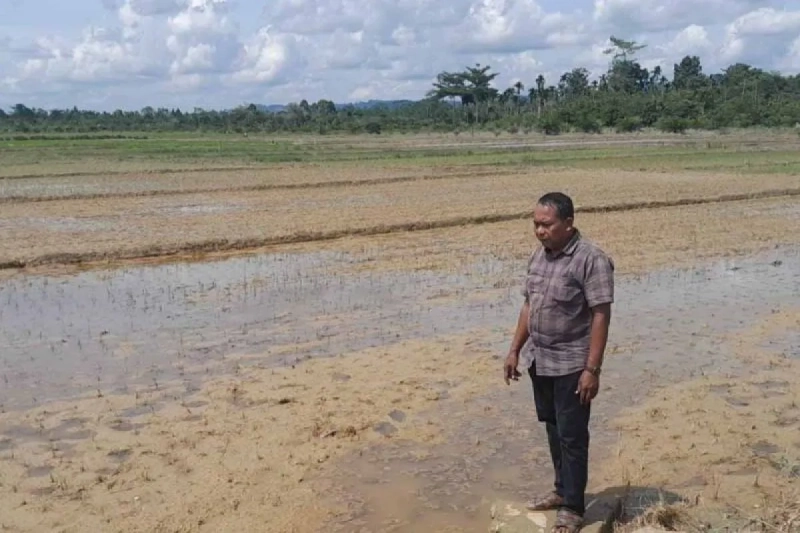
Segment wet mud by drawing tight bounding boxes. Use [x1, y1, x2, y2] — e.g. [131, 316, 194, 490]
[0, 242, 798, 531]
[1, 250, 515, 409]
[3, 243, 797, 411]
[312, 247, 800, 532]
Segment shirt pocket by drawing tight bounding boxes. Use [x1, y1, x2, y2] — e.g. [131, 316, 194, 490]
[549, 274, 583, 305]
[526, 271, 546, 296]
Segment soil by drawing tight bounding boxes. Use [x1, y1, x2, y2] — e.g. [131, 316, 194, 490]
[2, 136, 799, 532]
[2, 168, 798, 266]
[0, 237, 798, 532]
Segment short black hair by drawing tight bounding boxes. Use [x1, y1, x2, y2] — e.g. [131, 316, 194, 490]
[537, 192, 574, 220]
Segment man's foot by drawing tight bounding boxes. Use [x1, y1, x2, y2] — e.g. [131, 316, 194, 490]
[552, 507, 583, 533]
[525, 491, 564, 511]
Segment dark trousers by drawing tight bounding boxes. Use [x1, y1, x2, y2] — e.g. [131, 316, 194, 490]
[528, 361, 591, 516]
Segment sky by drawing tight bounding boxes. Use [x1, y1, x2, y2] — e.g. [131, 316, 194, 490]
[2, 0, 800, 111]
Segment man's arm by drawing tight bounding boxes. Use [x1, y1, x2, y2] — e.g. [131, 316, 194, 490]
[504, 300, 530, 384]
[586, 302, 611, 370]
[577, 252, 614, 404]
[510, 300, 530, 355]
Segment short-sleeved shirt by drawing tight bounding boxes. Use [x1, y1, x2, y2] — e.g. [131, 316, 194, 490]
[520, 229, 614, 377]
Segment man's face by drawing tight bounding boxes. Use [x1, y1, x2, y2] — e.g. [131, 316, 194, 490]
[533, 203, 573, 250]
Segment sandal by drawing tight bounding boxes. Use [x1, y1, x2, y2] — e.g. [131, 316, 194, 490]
[552, 507, 583, 533]
[525, 491, 564, 511]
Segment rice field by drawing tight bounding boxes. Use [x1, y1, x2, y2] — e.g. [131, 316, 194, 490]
[0, 130, 799, 533]
[2, 130, 800, 270]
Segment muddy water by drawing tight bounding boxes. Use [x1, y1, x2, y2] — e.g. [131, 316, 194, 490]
[1, 241, 799, 530]
[316, 248, 800, 532]
[0, 251, 512, 409]
[1, 246, 798, 413]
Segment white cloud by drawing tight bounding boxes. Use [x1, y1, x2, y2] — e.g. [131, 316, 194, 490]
[728, 7, 800, 37]
[453, 1, 589, 53]
[118, 1, 144, 33]
[230, 27, 294, 84]
[781, 35, 800, 70]
[103, 0, 180, 14]
[721, 7, 800, 65]
[593, 0, 786, 33]
[164, 0, 242, 80]
[3, 0, 800, 110]
[168, 0, 233, 35]
[16, 27, 153, 84]
[128, 0, 184, 16]
[169, 42, 215, 74]
[349, 83, 379, 101]
[390, 26, 416, 48]
[265, 0, 367, 36]
[168, 72, 206, 91]
[660, 25, 715, 60]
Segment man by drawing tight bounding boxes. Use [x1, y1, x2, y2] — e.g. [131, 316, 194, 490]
[504, 192, 614, 533]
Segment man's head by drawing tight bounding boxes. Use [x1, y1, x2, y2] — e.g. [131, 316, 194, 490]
[533, 192, 575, 251]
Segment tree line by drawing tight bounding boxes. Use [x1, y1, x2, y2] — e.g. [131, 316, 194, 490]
[3, 36, 800, 136]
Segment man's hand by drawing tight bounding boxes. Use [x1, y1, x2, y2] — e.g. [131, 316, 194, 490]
[576, 370, 599, 405]
[504, 352, 522, 385]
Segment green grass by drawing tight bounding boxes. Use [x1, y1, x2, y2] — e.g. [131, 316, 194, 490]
[359, 146, 800, 175]
[2, 132, 800, 175]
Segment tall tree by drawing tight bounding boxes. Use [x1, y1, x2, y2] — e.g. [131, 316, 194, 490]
[559, 68, 590, 99]
[535, 74, 546, 117]
[603, 36, 649, 94]
[649, 66, 668, 92]
[603, 36, 647, 63]
[673, 56, 706, 90]
[428, 63, 500, 106]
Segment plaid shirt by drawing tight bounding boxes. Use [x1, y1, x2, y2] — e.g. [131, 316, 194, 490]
[520, 229, 615, 377]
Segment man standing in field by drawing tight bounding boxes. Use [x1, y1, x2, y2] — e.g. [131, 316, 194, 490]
[504, 192, 614, 533]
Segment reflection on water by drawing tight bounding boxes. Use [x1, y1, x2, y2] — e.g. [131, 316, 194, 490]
[1, 250, 513, 409]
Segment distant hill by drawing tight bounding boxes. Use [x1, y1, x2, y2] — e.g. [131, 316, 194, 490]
[257, 104, 289, 112]
[342, 99, 416, 110]
[256, 99, 416, 113]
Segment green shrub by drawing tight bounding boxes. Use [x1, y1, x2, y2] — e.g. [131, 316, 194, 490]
[615, 116, 642, 133]
[538, 114, 562, 135]
[657, 117, 689, 134]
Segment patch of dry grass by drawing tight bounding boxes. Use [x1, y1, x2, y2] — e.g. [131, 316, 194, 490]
[599, 310, 800, 533]
[616, 498, 695, 532]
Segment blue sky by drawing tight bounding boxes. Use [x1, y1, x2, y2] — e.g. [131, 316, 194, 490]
[2, 0, 800, 111]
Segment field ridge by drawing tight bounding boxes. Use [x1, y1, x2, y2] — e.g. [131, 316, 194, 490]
[0, 166, 271, 181]
[4, 186, 799, 270]
[0, 169, 520, 204]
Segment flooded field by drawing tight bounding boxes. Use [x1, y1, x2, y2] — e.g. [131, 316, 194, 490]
[1, 133, 800, 532]
[1, 241, 799, 531]
[1, 244, 798, 413]
[0, 250, 509, 409]
[307, 248, 800, 533]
